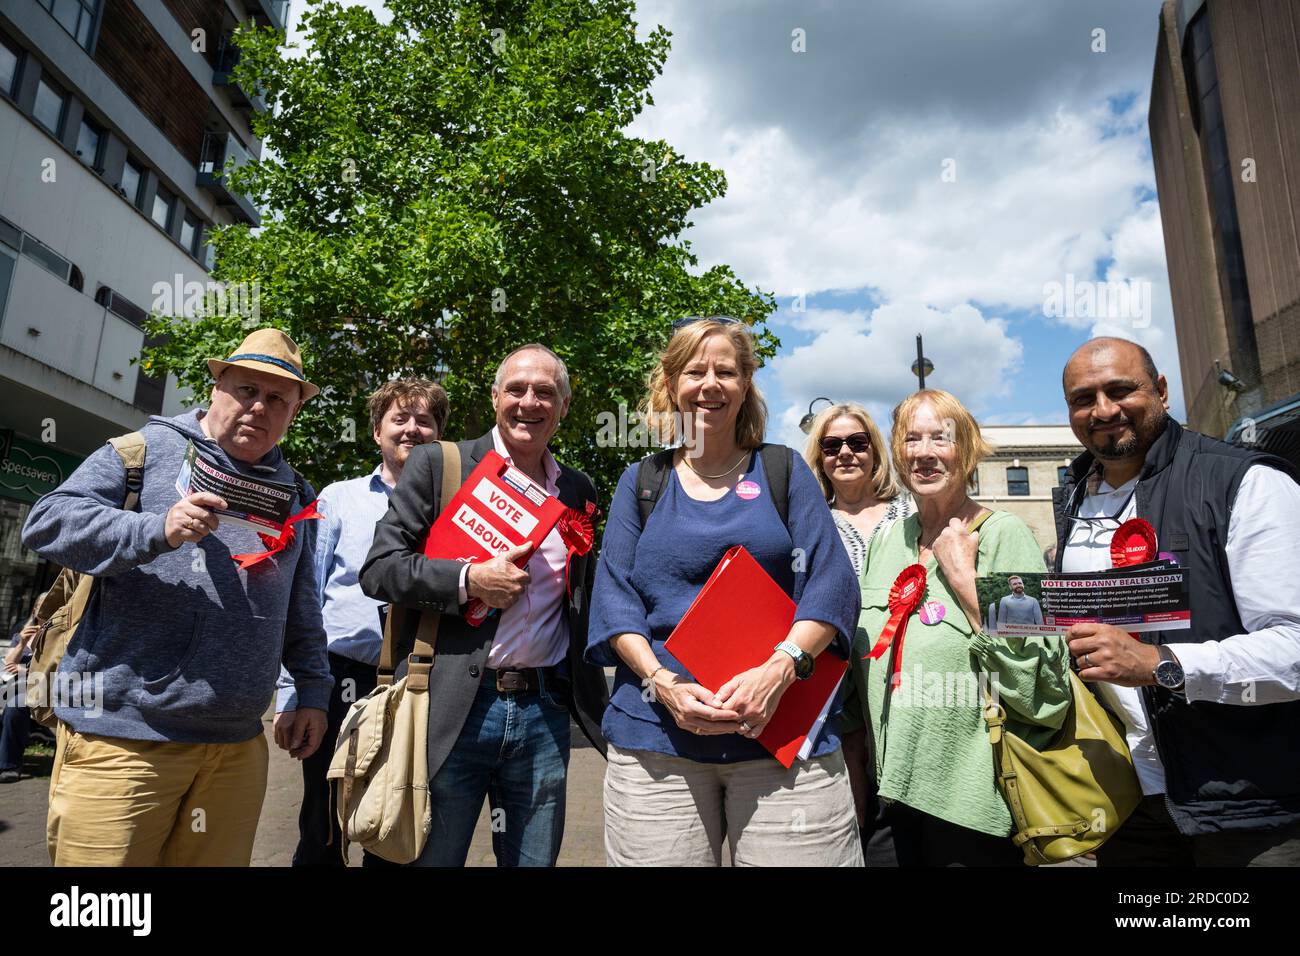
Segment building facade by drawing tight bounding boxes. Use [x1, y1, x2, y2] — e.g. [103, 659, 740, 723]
[0, 0, 285, 634]
[972, 425, 1084, 555]
[1148, 0, 1300, 446]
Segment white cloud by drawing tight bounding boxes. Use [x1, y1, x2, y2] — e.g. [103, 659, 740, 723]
[767, 300, 1024, 447]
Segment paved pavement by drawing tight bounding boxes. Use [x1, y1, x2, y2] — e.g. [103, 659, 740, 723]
[0, 714, 608, 867]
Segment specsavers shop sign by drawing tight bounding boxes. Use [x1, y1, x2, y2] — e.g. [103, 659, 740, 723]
[0, 431, 83, 504]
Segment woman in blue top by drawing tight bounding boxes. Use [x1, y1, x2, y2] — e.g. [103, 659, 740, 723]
[587, 317, 862, 866]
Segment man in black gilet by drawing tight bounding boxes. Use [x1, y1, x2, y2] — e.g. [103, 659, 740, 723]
[1055, 337, 1300, 866]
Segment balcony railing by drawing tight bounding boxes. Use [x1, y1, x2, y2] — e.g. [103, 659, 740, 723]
[197, 130, 260, 227]
[213, 34, 267, 113]
[254, 0, 290, 32]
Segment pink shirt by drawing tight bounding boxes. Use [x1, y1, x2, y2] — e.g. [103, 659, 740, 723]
[457, 427, 570, 668]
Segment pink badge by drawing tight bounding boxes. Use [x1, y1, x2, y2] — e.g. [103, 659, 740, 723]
[919, 601, 946, 626]
[735, 480, 761, 500]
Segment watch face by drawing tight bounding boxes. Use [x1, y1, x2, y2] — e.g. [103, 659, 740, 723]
[796, 653, 814, 680]
[1155, 659, 1184, 689]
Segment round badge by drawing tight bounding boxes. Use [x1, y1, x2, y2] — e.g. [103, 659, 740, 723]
[1111, 517, 1157, 567]
[735, 480, 761, 500]
[919, 601, 946, 626]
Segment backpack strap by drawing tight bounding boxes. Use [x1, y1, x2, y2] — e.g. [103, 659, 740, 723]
[107, 432, 147, 511]
[635, 448, 677, 528]
[634, 443, 794, 530]
[759, 443, 792, 529]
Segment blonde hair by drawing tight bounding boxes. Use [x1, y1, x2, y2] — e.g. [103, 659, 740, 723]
[801, 403, 900, 503]
[639, 320, 767, 449]
[890, 389, 993, 490]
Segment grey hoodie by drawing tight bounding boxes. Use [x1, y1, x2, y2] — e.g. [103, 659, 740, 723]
[22, 409, 331, 743]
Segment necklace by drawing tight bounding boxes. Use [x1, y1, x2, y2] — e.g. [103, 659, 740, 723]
[684, 450, 750, 480]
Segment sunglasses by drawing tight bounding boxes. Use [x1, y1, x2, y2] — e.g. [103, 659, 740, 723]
[819, 432, 872, 456]
[671, 315, 742, 332]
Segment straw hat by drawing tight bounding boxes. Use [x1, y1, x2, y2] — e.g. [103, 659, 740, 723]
[206, 328, 319, 400]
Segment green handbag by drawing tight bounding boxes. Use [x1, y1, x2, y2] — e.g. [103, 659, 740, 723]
[983, 669, 1142, 865]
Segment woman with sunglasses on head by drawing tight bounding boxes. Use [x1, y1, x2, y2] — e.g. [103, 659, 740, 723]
[587, 316, 862, 866]
[849, 389, 1070, 866]
[801, 403, 912, 854]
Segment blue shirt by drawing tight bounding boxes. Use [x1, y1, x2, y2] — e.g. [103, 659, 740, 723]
[276, 468, 391, 711]
[586, 449, 860, 762]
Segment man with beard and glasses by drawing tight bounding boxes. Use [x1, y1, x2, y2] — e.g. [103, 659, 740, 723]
[1054, 337, 1300, 866]
[274, 378, 448, 866]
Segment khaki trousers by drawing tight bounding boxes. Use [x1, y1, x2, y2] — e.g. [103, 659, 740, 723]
[604, 744, 862, 866]
[47, 723, 268, 866]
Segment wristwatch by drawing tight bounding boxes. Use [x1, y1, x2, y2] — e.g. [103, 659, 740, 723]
[774, 641, 814, 681]
[1152, 644, 1185, 693]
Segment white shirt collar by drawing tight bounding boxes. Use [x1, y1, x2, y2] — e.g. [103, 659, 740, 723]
[490, 425, 560, 487]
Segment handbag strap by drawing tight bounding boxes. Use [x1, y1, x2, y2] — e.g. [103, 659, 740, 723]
[377, 440, 463, 689]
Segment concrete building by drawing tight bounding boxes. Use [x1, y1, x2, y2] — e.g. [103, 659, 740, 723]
[1148, 0, 1300, 450]
[973, 425, 1084, 554]
[0, 0, 285, 633]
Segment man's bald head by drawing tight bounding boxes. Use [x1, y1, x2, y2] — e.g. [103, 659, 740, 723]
[1063, 337, 1159, 392]
[1062, 335, 1170, 466]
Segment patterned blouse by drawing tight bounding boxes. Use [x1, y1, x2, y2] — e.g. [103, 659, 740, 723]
[831, 493, 914, 577]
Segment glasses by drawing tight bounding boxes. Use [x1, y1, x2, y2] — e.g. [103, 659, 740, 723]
[671, 315, 742, 332]
[819, 432, 871, 456]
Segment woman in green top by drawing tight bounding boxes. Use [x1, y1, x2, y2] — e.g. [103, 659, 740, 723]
[850, 389, 1070, 866]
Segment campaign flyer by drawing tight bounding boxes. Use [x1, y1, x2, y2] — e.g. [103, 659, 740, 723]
[175, 441, 294, 538]
[976, 567, 1190, 637]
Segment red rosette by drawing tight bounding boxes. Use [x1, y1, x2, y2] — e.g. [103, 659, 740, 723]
[866, 563, 927, 691]
[561, 500, 600, 599]
[1111, 517, 1157, 568]
[231, 499, 322, 570]
[558, 502, 597, 557]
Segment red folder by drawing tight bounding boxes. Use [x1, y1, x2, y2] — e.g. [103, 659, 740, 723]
[664, 546, 848, 767]
[421, 449, 566, 625]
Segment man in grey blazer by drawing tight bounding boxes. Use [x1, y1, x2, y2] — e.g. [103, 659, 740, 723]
[360, 344, 607, 866]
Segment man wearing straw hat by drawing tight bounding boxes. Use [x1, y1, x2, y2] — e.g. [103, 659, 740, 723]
[23, 328, 332, 866]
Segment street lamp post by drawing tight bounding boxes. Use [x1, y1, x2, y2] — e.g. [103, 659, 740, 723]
[911, 334, 933, 390]
[799, 397, 835, 433]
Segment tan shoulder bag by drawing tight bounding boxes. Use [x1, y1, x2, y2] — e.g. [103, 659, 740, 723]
[326, 440, 461, 864]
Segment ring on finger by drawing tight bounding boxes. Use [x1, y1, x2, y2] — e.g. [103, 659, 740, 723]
[740, 721, 751, 734]
[1082, 652, 1092, 668]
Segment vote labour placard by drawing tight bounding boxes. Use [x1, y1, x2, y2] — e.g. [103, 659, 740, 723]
[421, 449, 566, 622]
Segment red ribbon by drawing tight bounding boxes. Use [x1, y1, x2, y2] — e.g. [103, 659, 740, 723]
[231, 500, 323, 570]
[866, 564, 927, 691]
[1111, 517, 1157, 568]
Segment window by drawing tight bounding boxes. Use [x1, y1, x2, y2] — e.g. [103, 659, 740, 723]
[180, 212, 200, 257]
[33, 77, 66, 135]
[41, 0, 99, 51]
[0, 244, 16, 328]
[120, 158, 143, 206]
[1057, 466, 1069, 487]
[1006, 466, 1030, 496]
[0, 37, 20, 99]
[75, 117, 103, 168]
[151, 186, 175, 232]
[19, 233, 71, 282]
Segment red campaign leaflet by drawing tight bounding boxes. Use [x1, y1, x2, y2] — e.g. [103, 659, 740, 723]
[175, 441, 294, 538]
[421, 450, 566, 625]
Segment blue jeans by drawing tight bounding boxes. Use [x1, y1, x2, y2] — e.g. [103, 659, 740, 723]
[412, 675, 571, 867]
